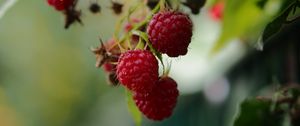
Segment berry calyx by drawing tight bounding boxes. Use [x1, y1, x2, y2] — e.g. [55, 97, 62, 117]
[92, 39, 119, 69]
[64, 9, 82, 29]
[116, 50, 158, 93]
[111, 1, 123, 15]
[133, 76, 179, 121]
[101, 39, 120, 73]
[147, 11, 193, 57]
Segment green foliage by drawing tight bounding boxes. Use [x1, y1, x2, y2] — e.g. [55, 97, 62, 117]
[234, 86, 300, 126]
[211, 0, 282, 53]
[126, 89, 142, 126]
[262, 0, 297, 42]
[256, 0, 268, 9]
[234, 98, 282, 126]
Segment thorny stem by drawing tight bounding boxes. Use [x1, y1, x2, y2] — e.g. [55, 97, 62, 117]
[258, 85, 300, 110]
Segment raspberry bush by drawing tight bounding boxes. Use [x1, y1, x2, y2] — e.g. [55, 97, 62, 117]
[43, 0, 300, 125]
[86, 0, 193, 122]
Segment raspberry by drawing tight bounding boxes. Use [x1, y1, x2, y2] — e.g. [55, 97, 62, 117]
[147, 11, 193, 57]
[47, 0, 74, 11]
[103, 63, 116, 73]
[134, 77, 179, 120]
[209, 2, 224, 21]
[47, 0, 55, 5]
[116, 50, 158, 92]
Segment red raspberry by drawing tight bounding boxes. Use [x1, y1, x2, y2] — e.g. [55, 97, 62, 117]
[209, 2, 224, 21]
[116, 50, 158, 92]
[47, 0, 55, 5]
[47, 0, 74, 11]
[102, 63, 116, 73]
[147, 11, 193, 57]
[134, 77, 179, 120]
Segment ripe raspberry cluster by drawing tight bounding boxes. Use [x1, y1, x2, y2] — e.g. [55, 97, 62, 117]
[93, 41, 180, 120]
[47, 0, 200, 122]
[116, 50, 179, 120]
[91, 7, 194, 120]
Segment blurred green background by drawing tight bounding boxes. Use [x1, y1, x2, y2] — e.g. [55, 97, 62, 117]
[0, 0, 124, 126]
[0, 0, 298, 126]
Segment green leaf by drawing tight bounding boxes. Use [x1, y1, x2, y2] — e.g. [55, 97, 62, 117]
[125, 89, 142, 126]
[234, 98, 283, 126]
[211, 0, 282, 54]
[281, 0, 296, 11]
[262, 1, 295, 42]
